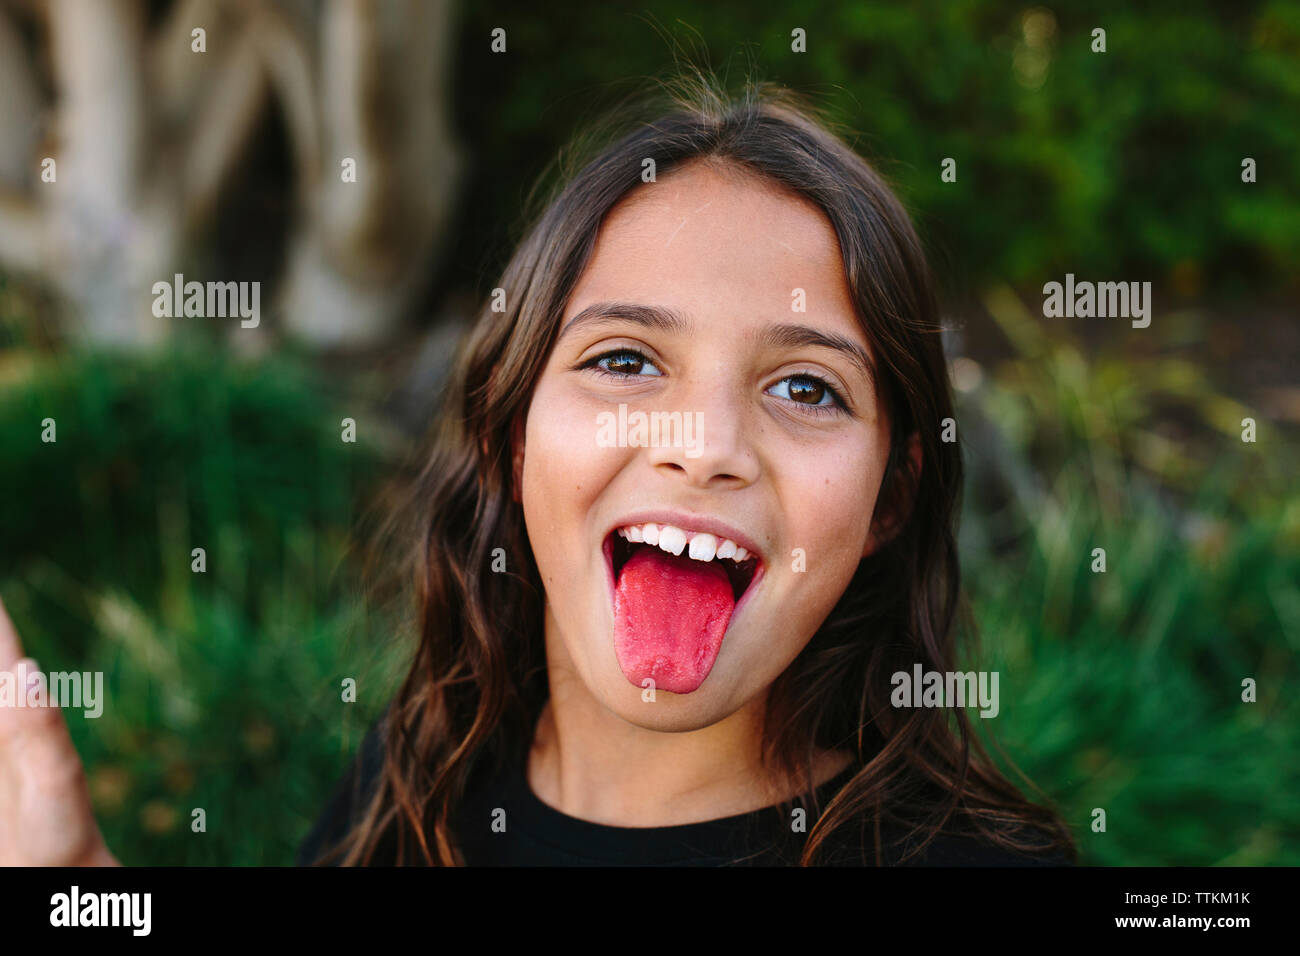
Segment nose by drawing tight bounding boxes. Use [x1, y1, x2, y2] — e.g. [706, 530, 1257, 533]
[643, 379, 761, 489]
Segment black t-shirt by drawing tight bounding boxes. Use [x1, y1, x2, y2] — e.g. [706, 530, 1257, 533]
[297, 718, 1070, 866]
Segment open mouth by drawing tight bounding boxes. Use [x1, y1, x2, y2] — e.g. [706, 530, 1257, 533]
[603, 521, 764, 695]
[606, 525, 762, 603]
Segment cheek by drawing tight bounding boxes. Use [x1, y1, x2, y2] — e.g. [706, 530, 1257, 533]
[520, 383, 619, 573]
[779, 438, 886, 585]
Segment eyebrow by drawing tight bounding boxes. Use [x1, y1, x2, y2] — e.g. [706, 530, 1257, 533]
[560, 301, 689, 338]
[757, 323, 876, 387]
[560, 300, 876, 387]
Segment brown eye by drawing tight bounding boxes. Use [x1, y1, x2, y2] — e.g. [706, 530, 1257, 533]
[605, 351, 646, 374]
[585, 348, 664, 378]
[766, 373, 844, 412]
[786, 376, 826, 405]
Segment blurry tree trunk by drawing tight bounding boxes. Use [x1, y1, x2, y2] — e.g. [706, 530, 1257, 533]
[278, 0, 462, 347]
[0, 0, 461, 348]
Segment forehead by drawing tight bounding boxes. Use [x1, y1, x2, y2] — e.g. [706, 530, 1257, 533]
[568, 161, 856, 322]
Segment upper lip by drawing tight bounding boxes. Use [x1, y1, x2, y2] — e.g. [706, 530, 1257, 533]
[604, 510, 767, 563]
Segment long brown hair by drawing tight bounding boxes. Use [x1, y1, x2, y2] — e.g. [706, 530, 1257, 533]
[329, 71, 1075, 865]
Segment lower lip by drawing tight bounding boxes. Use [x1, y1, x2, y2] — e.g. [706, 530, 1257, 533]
[600, 534, 766, 682]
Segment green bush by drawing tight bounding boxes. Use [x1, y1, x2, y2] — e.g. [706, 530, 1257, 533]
[957, 289, 1300, 865]
[0, 346, 403, 864]
[454, 2, 1300, 297]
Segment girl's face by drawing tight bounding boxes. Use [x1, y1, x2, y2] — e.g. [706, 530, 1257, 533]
[520, 161, 895, 732]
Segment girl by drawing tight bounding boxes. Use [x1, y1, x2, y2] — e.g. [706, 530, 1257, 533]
[0, 76, 1075, 867]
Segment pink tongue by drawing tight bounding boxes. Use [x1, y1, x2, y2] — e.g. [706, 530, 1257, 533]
[613, 546, 735, 694]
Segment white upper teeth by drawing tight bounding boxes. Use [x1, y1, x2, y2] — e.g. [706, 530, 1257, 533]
[688, 533, 717, 561]
[658, 525, 687, 555]
[616, 523, 754, 564]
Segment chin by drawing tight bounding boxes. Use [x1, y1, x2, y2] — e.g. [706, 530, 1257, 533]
[594, 670, 747, 732]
